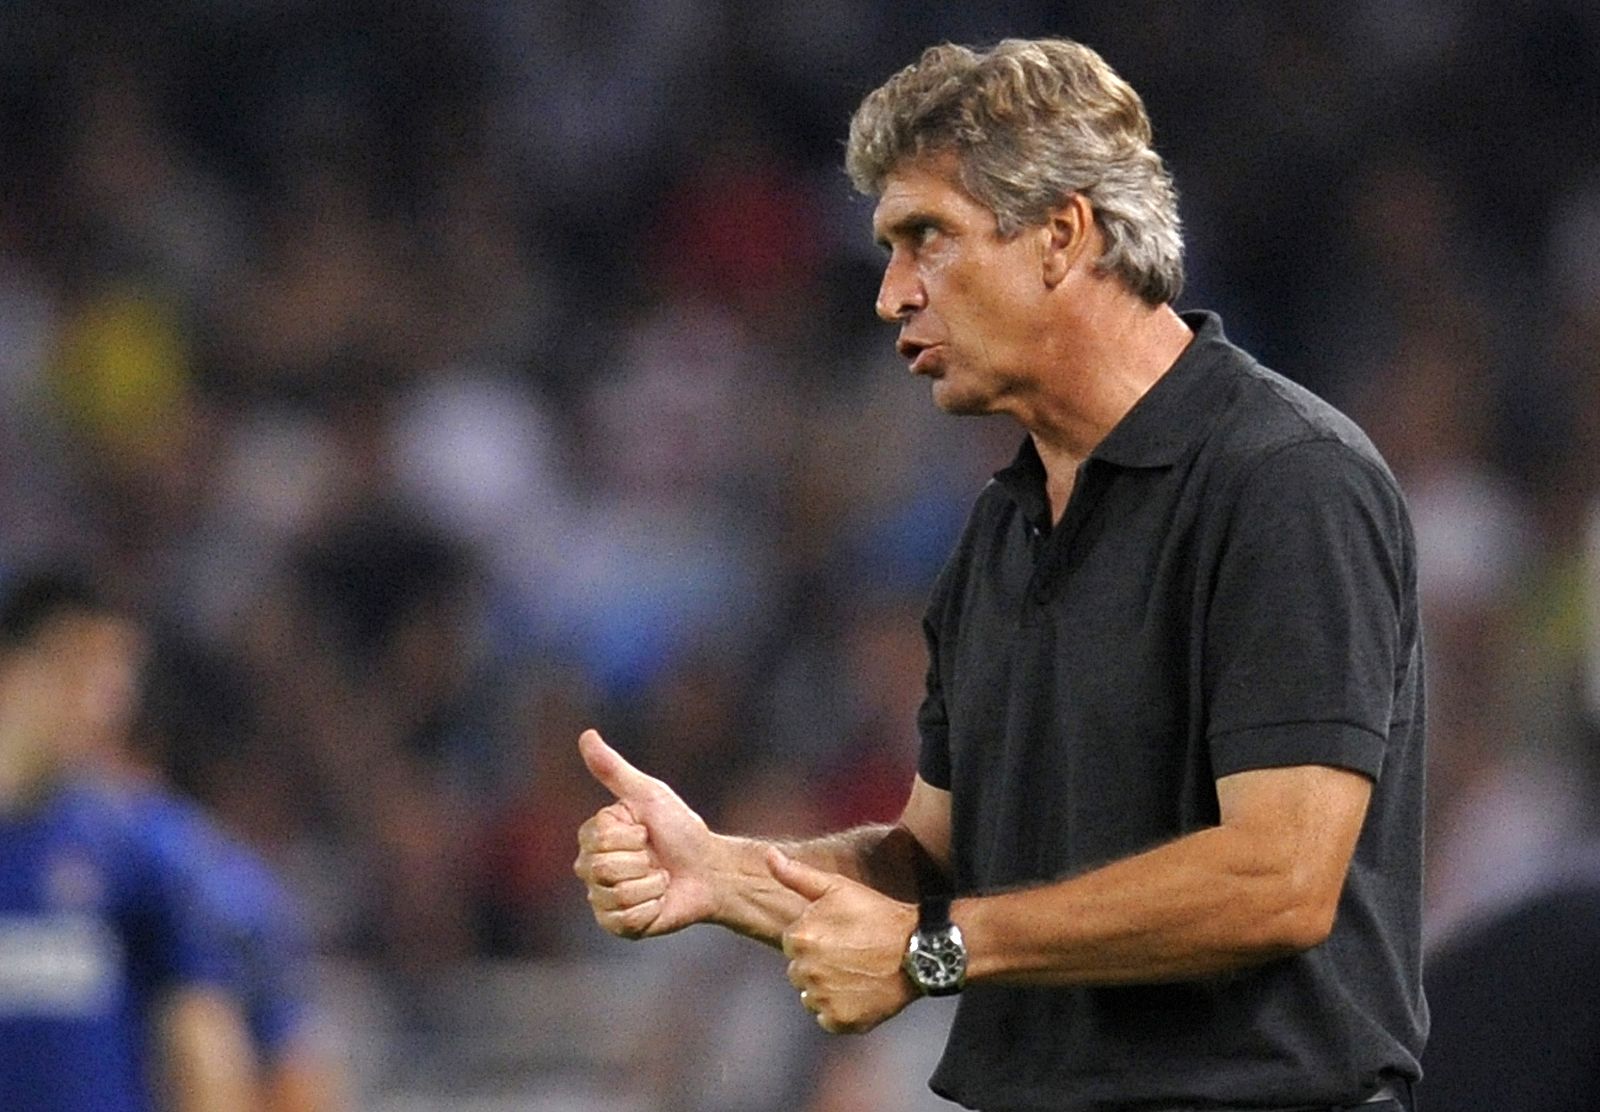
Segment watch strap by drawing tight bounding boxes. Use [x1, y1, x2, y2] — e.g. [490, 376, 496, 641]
[918, 893, 953, 933]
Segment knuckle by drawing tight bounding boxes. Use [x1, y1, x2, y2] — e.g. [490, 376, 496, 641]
[829, 1004, 868, 1034]
[593, 858, 631, 885]
[617, 908, 653, 936]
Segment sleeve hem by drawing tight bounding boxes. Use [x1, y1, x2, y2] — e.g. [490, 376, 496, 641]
[918, 736, 952, 791]
[1209, 719, 1387, 780]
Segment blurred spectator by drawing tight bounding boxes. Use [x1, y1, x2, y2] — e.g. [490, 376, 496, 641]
[1422, 865, 1600, 1112]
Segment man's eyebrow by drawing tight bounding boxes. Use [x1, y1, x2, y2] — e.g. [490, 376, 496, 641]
[873, 211, 936, 249]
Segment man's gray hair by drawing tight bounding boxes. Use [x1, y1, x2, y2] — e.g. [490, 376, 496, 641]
[847, 38, 1184, 305]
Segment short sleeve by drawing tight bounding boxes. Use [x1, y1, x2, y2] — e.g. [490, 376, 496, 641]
[132, 835, 234, 992]
[1204, 439, 1412, 780]
[234, 866, 317, 1061]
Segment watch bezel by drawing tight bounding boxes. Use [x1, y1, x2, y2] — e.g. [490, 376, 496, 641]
[904, 921, 967, 996]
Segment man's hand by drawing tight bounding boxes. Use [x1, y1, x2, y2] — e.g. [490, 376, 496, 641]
[768, 848, 919, 1034]
[573, 729, 722, 938]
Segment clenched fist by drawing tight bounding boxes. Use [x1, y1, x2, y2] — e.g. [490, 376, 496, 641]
[769, 849, 919, 1034]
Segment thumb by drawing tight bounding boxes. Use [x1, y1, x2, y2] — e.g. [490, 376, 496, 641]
[766, 848, 837, 902]
[578, 729, 660, 803]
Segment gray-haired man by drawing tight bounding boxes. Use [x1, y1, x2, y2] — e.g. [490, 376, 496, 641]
[576, 38, 1425, 1112]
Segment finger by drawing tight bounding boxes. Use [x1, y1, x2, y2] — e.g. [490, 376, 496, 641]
[766, 848, 837, 902]
[600, 897, 663, 938]
[582, 850, 654, 885]
[578, 729, 664, 803]
[587, 871, 669, 912]
[576, 851, 652, 887]
[577, 810, 649, 854]
[785, 959, 805, 990]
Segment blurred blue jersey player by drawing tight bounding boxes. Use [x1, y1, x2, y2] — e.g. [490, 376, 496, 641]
[0, 569, 258, 1112]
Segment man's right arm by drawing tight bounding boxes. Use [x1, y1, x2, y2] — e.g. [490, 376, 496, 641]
[573, 730, 951, 949]
[155, 986, 257, 1112]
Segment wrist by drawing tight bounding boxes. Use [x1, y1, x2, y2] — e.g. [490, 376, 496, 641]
[703, 832, 752, 927]
[704, 833, 786, 935]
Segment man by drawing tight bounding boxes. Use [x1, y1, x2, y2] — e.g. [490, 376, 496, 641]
[574, 38, 1425, 1112]
[0, 569, 256, 1110]
[0, 568, 340, 1112]
[79, 591, 346, 1112]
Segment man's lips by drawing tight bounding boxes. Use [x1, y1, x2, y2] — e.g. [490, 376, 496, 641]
[899, 339, 943, 374]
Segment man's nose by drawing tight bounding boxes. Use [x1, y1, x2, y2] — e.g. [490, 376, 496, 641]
[875, 255, 926, 322]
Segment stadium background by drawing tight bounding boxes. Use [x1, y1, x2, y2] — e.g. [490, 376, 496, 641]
[1, 1, 1597, 1108]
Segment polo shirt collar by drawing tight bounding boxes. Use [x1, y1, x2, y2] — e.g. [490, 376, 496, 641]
[994, 311, 1238, 515]
[1090, 310, 1235, 468]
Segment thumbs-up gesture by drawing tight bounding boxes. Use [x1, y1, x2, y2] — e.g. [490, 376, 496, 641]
[768, 848, 919, 1034]
[573, 729, 722, 939]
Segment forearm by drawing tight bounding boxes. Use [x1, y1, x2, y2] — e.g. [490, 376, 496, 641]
[712, 823, 931, 947]
[157, 988, 258, 1112]
[265, 1052, 346, 1112]
[959, 825, 1333, 986]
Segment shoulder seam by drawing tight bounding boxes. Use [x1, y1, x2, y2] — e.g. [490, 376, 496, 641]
[1234, 433, 1397, 500]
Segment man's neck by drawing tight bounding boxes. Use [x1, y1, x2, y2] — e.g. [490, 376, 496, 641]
[1020, 297, 1194, 522]
[0, 746, 58, 816]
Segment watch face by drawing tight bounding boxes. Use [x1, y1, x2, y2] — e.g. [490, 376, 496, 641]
[905, 924, 967, 995]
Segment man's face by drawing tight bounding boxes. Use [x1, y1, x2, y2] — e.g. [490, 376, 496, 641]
[5, 614, 144, 767]
[872, 153, 1049, 415]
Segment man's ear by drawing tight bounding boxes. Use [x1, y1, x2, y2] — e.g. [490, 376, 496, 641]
[1041, 193, 1097, 288]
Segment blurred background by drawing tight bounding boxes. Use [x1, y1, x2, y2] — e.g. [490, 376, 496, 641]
[1, 0, 1597, 1108]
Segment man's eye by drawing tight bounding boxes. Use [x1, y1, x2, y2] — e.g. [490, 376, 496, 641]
[914, 223, 938, 245]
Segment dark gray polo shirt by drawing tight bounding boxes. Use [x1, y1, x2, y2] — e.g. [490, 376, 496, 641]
[917, 312, 1427, 1111]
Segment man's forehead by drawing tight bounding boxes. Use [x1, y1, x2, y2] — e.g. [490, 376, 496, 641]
[871, 152, 981, 233]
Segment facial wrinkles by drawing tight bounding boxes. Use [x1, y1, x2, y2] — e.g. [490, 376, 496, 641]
[915, 245, 954, 345]
[919, 229, 957, 278]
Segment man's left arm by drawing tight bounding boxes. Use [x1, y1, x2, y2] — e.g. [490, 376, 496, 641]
[771, 764, 1368, 1030]
[956, 762, 1370, 984]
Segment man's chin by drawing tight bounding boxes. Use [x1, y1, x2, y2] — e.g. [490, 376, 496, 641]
[929, 378, 992, 416]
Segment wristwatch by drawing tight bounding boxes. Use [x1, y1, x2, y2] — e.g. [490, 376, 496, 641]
[903, 895, 968, 996]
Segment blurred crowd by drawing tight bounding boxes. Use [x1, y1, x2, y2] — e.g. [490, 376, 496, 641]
[1, 0, 1597, 1106]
